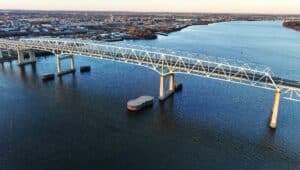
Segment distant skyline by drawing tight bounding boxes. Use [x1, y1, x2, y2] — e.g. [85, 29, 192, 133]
[1, 0, 300, 14]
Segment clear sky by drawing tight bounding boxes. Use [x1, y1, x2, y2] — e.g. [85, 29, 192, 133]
[1, 0, 300, 14]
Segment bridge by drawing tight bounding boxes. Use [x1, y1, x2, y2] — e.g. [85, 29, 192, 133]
[0, 38, 300, 129]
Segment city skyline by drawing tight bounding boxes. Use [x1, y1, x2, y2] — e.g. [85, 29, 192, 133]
[1, 0, 300, 14]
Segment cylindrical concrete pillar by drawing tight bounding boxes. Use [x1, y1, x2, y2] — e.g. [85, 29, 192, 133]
[56, 56, 62, 73]
[0, 50, 3, 58]
[8, 49, 12, 57]
[160, 76, 165, 98]
[169, 74, 175, 91]
[70, 56, 75, 70]
[17, 49, 24, 64]
[270, 88, 281, 129]
[29, 51, 36, 61]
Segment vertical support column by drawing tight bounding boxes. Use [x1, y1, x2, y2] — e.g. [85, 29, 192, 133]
[29, 50, 36, 62]
[70, 55, 75, 70]
[269, 88, 281, 129]
[8, 49, 12, 57]
[17, 49, 24, 65]
[169, 73, 175, 91]
[56, 55, 62, 73]
[0, 49, 3, 58]
[159, 75, 165, 99]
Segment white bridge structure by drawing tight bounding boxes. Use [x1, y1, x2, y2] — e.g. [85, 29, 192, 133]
[0, 38, 300, 129]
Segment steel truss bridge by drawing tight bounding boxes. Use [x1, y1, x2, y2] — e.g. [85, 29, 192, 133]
[0, 38, 299, 128]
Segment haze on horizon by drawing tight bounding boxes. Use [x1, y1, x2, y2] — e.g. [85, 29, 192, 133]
[1, 0, 300, 14]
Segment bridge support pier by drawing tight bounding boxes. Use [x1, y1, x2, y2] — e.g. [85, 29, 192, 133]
[17, 50, 36, 66]
[159, 73, 181, 102]
[56, 54, 76, 77]
[7, 49, 12, 57]
[269, 88, 281, 129]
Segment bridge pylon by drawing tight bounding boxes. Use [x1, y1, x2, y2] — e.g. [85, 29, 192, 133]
[17, 49, 36, 66]
[270, 88, 281, 129]
[159, 73, 176, 101]
[7, 49, 12, 57]
[56, 54, 76, 77]
[0, 49, 3, 58]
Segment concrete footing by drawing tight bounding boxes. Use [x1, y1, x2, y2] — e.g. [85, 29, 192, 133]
[159, 84, 183, 101]
[57, 69, 76, 77]
[80, 66, 91, 73]
[159, 90, 175, 101]
[42, 73, 55, 81]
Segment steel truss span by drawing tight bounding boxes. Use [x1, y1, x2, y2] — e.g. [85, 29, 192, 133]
[0, 38, 300, 102]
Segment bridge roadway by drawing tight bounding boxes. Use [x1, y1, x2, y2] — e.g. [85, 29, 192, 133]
[0, 38, 299, 129]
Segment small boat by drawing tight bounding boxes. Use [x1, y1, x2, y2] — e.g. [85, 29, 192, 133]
[127, 96, 154, 111]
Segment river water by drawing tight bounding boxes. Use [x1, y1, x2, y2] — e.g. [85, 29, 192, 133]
[0, 21, 300, 170]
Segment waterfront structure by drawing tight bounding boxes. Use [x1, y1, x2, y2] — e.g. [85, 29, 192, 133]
[0, 38, 299, 129]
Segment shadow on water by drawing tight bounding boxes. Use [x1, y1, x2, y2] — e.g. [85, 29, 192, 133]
[18, 63, 38, 84]
[57, 73, 78, 88]
[54, 74, 79, 104]
[0, 61, 15, 75]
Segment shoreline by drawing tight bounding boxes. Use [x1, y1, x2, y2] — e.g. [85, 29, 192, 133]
[283, 20, 300, 32]
[3, 20, 295, 42]
[120, 20, 286, 42]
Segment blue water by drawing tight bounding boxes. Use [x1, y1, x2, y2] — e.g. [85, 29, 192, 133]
[0, 21, 300, 170]
[119, 21, 300, 79]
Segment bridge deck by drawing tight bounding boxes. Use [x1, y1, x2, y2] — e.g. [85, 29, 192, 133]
[0, 38, 299, 101]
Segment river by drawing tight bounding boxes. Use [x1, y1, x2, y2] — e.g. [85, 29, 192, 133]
[0, 21, 300, 170]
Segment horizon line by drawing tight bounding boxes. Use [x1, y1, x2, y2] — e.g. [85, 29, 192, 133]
[1, 8, 300, 16]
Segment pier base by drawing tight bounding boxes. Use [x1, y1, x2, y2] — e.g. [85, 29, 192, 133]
[269, 88, 281, 129]
[57, 69, 76, 77]
[18, 60, 36, 66]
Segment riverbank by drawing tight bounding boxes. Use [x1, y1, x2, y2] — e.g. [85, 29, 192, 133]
[283, 20, 300, 32]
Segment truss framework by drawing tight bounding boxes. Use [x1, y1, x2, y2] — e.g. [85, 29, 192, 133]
[0, 38, 299, 102]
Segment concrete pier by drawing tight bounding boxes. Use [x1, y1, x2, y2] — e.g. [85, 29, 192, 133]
[56, 56, 62, 73]
[0, 50, 3, 58]
[18, 50, 36, 66]
[169, 73, 175, 91]
[42, 73, 55, 81]
[17, 49, 24, 64]
[80, 66, 91, 73]
[159, 73, 181, 102]
[159, 76, 165, 98]
[56, 54, 76, 76]
[7, 49, 12, 57]
[127, 96, 154, 111]
[270, 88, 281, 129]
[29, 51, 36, 61]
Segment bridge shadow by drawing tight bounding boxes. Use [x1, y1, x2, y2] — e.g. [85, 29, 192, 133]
[0, 61, 14, 75]
[157, 95, 180, 129]
[19, 63, 38, 84]
[57, 73, 78, 88]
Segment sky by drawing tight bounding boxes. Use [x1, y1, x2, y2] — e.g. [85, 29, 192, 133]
[0, 0, 300, 14]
